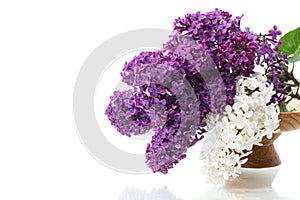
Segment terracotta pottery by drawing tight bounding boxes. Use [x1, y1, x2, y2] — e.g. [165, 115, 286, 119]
[242, 110, 300, 168]
[225, 101, 300, 190]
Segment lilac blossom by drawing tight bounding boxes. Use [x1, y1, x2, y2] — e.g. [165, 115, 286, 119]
[173, 9, 287, 104]
[105, 9, 288, 175]
[107, 48, 219, 173]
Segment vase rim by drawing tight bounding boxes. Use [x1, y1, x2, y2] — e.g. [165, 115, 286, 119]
[279, 111, 300, 114]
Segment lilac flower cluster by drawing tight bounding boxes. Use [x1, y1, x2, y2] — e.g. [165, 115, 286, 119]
[173, 9, 255, 105]
[173, 9, 287, 104]
[173, 9, 241, 48]
[255, 26, 289, 104]
[107, 47, 219, 173]
[105, 9, 287, 174]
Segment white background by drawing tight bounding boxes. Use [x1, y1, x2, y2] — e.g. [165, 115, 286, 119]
[1, 1, 300, 199]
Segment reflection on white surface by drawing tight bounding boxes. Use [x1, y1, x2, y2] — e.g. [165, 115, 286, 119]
[119, 186, 293, 200]
[195, 187, 292, 200]
[119, 186, 182, 200]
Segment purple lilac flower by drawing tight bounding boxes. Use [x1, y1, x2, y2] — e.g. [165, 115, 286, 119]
[255, 26, 288, 104]
[172, 9, 257, 106]
[173, 9, 287, 105]
[121, 50, 214, 173]
[107, 34, 226, 173]
[105, 9, 288, 175]
[105, 90, 151, 136]
[173, 9, 242, 49]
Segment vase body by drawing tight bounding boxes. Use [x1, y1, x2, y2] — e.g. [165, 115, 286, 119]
[241, 133, 281, 168]
[242, 112, 300, 168]
[225, 111, 300, 189]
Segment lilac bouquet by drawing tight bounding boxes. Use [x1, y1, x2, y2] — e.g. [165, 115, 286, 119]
[105, 9, 300, 182]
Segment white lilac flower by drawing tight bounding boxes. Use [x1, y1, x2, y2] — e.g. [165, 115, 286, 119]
[202, 73, 280, 184]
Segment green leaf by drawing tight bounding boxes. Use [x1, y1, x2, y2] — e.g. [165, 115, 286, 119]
[278, 27, 300, 63]
[288, 47, 300, 63]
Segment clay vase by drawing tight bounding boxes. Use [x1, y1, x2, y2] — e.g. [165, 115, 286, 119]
[242, 111, 300, 168]
[225, 111, 300, 190]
